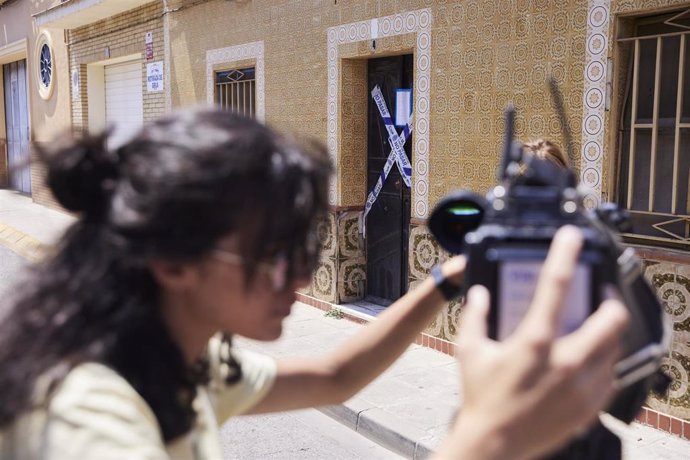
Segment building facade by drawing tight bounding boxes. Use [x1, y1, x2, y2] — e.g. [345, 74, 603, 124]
[26, 0, 690, 431]
[0, 0, 71, 205]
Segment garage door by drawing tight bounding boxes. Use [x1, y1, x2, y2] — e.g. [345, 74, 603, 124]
[105, 60, 143, 149]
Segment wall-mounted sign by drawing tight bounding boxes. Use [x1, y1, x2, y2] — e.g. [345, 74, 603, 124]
[146, 61, 164, 92]
[71, 68, 79, 96]
[145, 32, 154, 60]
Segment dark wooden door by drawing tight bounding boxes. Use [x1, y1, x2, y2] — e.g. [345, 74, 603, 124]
[366, 55, 413, 304]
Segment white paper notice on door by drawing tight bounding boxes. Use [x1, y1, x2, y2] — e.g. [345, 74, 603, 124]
[395, 89, 412, 127]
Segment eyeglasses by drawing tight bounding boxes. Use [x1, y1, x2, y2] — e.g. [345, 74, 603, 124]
[211, 249, 304, 292]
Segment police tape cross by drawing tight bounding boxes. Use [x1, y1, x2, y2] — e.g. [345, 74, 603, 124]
[371, 85, 413, 186]
[362, 85, 414, 235]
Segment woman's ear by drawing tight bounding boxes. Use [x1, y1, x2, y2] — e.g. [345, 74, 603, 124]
[149, 260, 200, 292]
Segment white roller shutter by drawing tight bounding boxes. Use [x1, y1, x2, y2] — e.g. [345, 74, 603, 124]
[105, 60, 143, 149]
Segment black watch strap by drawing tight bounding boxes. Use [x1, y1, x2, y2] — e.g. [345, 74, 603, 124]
[431, 264, 464, 301]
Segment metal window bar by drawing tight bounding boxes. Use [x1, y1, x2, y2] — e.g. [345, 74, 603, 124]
[622, 29, 690, 244]
[627, 39, 640, 209]
[673, 34, 686, 213]
[215, 68, 255, 118]
[649, 37, 662, 212]
[627, 32, 690, 211]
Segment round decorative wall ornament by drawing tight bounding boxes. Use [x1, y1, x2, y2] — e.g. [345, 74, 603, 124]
[35, 32, 54, 100]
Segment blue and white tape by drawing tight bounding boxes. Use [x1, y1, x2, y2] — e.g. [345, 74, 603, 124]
[371, 85, 413, 187]
[362, 114, 414, 235]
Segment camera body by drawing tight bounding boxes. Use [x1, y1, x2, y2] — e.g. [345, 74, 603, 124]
[429, 107, 669, 427]
[458, 170, 617, 342]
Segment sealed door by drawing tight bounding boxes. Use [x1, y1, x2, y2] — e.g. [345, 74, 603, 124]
[366, 55, 413, 304]
[3, 60, 31, 194]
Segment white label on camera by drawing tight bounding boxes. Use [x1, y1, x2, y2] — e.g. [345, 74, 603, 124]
[498, 261, 591, 340]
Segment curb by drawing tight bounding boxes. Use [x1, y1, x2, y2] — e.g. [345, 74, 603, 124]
[319, 400, 434, 460]
[0, 222, 46, 262]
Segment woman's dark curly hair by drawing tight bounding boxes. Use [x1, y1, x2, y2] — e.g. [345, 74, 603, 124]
[0, 108, 331, 441]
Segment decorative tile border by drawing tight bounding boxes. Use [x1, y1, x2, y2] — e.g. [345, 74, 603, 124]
[338, 257, 366, 302]
[409, 224, 463, 341]
[644, 260, 690, 421]
[318, 213, 336, 259]
[336, 210, 366, 303]
[337, 210, 364, 259]
[409, 225, 441, 280]
[327, 9, 432, 218]
[312, 256, 337, 303]
[580, 0, 611, 209]
[206, 41, 265, 121]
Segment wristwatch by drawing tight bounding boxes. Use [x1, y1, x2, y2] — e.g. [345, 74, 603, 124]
[431, 264, 464, 301]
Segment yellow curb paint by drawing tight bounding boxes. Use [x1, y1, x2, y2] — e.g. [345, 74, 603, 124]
[0, 223, 46, 262]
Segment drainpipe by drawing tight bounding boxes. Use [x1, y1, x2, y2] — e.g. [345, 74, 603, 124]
[162, 0, 171, 112]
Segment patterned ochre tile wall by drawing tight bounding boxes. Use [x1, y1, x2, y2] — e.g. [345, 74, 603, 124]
[170, 0, 590, 206]
[300, 209, 366, 305]
[339, 58, 368, 207]
[310, 212, 337, 303]
[168, 0, 690, 422]
[642, 257, 690, 421]
[409, 224, 463, 342]
[337, 210, 367, 303]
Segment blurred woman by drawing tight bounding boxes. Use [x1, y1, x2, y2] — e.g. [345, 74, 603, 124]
[0, 108, 627, 459]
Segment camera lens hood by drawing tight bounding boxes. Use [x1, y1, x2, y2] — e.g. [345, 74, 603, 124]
[428, 191, 487, 254]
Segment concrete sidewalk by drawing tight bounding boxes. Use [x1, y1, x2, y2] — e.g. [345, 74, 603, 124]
[0, 190, 73, 261]
[1, 189, 689, 459]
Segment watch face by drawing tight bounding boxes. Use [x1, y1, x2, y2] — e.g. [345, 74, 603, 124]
[40, 43, 52, 87]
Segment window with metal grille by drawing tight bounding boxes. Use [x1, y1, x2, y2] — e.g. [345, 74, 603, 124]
[215, 67, 255, 118]
[617, 9, 690, 249]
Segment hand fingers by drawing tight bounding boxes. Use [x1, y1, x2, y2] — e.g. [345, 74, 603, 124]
[520, 226, 584, 339]
[553, 301, 628, 427]
[457, 285, 490, 346]
[557, 298, 630, 366]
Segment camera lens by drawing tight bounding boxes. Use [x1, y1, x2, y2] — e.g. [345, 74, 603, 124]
[429, 192, 486, 254]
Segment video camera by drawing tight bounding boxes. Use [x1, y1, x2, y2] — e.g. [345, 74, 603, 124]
[428, 82, 670, 458]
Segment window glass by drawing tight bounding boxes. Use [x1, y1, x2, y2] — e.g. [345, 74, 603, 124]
[631, 129, 652, 211]
[659, 36, 680, 121]
[683, 42, 690, 123]
[636, 39, 657, 123]
[677, 129, 690, 216]
[653, 127, 676, 213]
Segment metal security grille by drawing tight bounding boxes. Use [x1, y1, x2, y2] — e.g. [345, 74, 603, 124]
[617, 10, 690, 248]
[215, 67, 255, 118]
